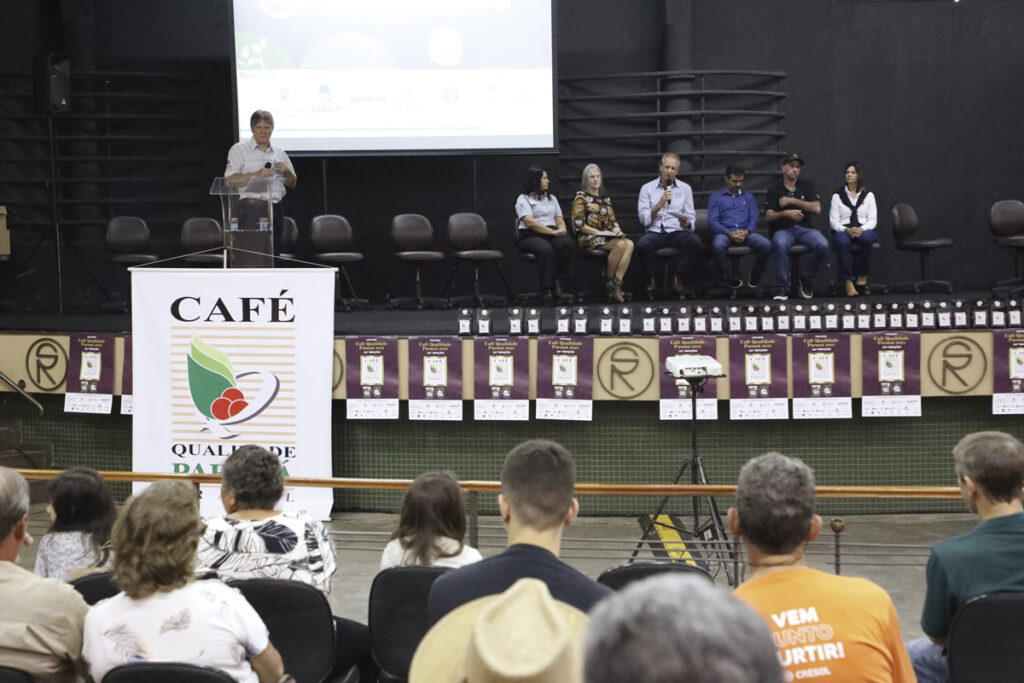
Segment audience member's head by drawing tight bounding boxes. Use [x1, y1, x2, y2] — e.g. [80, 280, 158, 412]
[521, 165, 550, 198]
[392, 471, 469, 566]
[732, 452, 818, 555]
[112, 480, 203, 599]
[0, 466, 30, 546]
[221, 444, 284, 512]
[48, 466, 116, 563]
[952, 431, 1024, 505]
[500, 439, 576, 531]
[584, 574, 783, 683]
[411, 577, 587, 682]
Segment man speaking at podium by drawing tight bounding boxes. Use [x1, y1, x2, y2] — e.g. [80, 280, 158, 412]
[225, 109, 297, 254]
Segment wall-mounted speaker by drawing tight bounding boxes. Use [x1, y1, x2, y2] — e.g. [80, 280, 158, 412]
[34, 53, 71, 114]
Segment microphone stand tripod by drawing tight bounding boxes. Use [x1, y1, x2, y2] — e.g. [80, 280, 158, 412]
[631, 372, 734, 585]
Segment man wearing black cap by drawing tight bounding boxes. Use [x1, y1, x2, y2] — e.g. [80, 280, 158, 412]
[764, 153, 828, 301]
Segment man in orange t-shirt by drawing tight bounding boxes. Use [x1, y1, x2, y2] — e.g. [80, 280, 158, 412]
[730, 453, 915, 682]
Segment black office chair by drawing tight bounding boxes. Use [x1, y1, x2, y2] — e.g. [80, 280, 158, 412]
[828, 237, 886, 296]
[596, 560, 712, 591]
[442, 212, 515, 306]
[227, 578, 347, 683]
[649, 208, 706, 300]
[891, 202, 954, 293]
[309, 214, 369, 311]
[180, 217, 223, 266]
[988, 199, 1024, 295]
[70, 570, 118, 605]
[105, 216, 159, 311]
[280, 216, 299, 261]
[947, 592, 1024, 683]
[369, 565, 451, 682]
[388, 214, 448, 310]
[0, 666, 34, 683]
[101, 662, 235, 683]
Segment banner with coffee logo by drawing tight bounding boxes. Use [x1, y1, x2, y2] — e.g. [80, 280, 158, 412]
[659, 336, 719, 420]
[346, 336, 400, 419]
[729, 335, 788, 420]
[131, 268, 335, 519]
[473, 336, 529, 420]
[536, 336, 593, 421]
[65, 333, 115, 414]
[861, 331, 921, 417]
[791, 334, 852, 419]
[993, 329, 1024, 414]
[408, 336, 463, 421]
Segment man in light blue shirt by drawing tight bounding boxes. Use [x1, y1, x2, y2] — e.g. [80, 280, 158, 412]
[707, 164, 771, 289]
[637, 153, 700, 298]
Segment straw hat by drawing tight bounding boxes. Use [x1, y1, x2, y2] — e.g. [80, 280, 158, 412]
[409, 577, 588, 683]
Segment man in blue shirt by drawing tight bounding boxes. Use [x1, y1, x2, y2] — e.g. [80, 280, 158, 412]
[636, 153, 700, 299]
[707, 165, 771, 290]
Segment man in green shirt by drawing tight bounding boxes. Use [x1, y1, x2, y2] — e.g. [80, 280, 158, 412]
[909, 431, 1024, 682]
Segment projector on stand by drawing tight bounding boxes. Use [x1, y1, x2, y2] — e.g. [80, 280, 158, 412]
[665, 354, 724, 379]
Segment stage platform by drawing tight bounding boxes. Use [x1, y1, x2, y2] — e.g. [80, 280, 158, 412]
[0, 288, 1002, 337]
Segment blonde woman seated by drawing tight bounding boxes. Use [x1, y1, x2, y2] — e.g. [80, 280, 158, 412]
[572, 163, 634, 302]
[82, 480, 287, 683]
[381, 471, 482, 570]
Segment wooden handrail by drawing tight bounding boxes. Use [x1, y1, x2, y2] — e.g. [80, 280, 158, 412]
[13, 469, 962, 499]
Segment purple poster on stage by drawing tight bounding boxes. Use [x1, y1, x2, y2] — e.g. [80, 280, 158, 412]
[791, 334, 852, 419]
[121, 335, 134, 415]
[659, 336, 719, 420]
[408, 337, 463, 421]
[65, 333, 115, 414]
[861, 331, 921, 417]
[474, 336, 530, 420]
[993, 329, 1024, 414]
[536, 336, 593, 421]
[728, 335, 788, 420]
[346, 336, 400, 419]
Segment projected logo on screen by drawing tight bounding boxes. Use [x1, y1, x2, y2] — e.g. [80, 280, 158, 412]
[186, 333, 279, 439]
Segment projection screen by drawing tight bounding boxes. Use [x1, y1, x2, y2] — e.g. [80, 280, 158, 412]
[232, 0, 556, 154]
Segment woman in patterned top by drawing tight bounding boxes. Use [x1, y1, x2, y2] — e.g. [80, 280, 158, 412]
[195, 445, 336, 593]
[35, 466, 116, 581]
[82, 480, 287, 682]
[196, 445, 377, 681]
[572, 163, 634, 302]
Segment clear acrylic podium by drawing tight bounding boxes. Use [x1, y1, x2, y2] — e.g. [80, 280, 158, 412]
[209, 177, 281, 267]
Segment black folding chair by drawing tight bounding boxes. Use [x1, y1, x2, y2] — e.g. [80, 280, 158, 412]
[947, 592, 1024, 683]
[369, 566, 451, 682]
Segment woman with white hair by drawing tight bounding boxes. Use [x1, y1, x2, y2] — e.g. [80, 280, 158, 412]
[572, 164, 634, 302]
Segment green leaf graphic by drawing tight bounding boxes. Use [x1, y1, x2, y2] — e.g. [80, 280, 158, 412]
[187, 334, 237, 419]
[191, 333, 236, 382]
[187, 356, 234, 419]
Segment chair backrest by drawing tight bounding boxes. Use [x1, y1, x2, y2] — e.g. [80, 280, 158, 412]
[448, 212, 488, 250]
[890, 202, 919, 241]
[693, 208, 711, 244]
[947, 592, 1024, 682]
[281, 216, 299, 252]
[106, 216, 151, 254]
[310, 214, 354, 252]
[180, 217, 222, 252]
[391, 214, 434, 251]
[0, 666, 34, 683]
[70, 570, 118, 605]
[226, 578, 336, 683]
[597, 560, 712, 591]
[988, 199, 1024, 238]
[101, 662, 235, 683]
[369, 565, 451, 680]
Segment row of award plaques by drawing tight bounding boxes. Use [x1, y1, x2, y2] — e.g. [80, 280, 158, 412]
[458, 299, 1024, 337]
